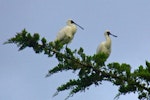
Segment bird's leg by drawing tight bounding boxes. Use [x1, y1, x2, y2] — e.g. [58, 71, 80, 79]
[65, 45, 68, 50]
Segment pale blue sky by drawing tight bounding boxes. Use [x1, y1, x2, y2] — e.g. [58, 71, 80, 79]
[1, 0, 150, 100]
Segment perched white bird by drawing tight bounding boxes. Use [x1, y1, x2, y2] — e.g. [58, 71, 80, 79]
[96, 30, 117, 58]
[54, 19, 84, 45]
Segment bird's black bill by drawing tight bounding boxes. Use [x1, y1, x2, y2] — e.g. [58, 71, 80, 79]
[74, 23, 84, 30]
[110, 33, 117, 37]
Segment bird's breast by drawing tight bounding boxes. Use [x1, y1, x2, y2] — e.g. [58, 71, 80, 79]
[71, 25, 77, 35]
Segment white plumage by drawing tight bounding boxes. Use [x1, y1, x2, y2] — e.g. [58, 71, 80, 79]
[54, 19, 83, 45]
[96, 30, 117, 58]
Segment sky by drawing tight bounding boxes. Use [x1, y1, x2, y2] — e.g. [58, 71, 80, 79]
[1, 0, 150, 100]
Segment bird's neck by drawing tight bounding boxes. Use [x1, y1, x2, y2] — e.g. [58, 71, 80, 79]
[105, 35, 111, 48]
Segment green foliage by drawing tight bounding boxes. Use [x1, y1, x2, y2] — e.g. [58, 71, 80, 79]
[4, 29, 150, 100]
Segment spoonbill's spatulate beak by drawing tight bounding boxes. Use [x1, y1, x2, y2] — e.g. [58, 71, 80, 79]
[74, 22, 84, 30]
[110, 33, 117, 37]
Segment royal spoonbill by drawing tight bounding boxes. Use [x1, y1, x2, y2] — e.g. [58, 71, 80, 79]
[96, 30, 117, 58]
[54, 19, 84, 46]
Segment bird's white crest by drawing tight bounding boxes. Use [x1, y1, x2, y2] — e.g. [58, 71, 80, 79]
[54, 19, 84, 46]
[96, 30, 117, 58]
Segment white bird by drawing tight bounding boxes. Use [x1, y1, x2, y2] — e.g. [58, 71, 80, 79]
[96, 30, 117, 58]
[54, 19, 84, 46]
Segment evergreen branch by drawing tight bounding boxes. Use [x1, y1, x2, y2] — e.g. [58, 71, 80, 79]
[4, 29, 150, 100]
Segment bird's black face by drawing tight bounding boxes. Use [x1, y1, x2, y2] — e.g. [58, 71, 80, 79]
[70, 20, 75, 24]
[107, 31, 111, 35]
